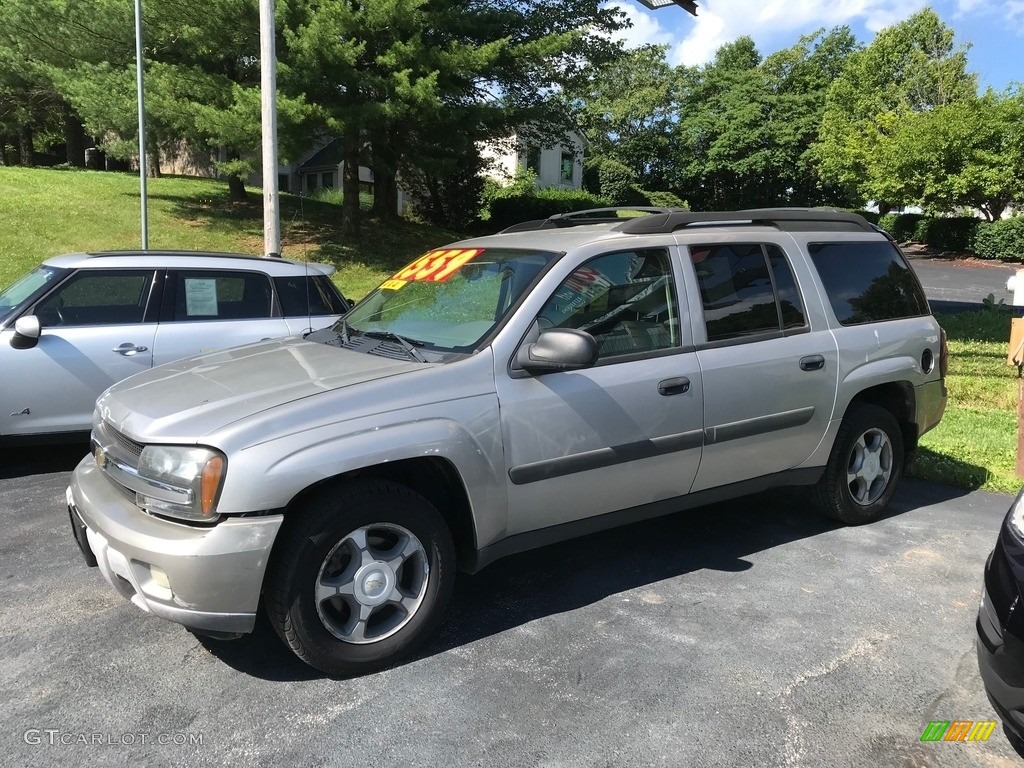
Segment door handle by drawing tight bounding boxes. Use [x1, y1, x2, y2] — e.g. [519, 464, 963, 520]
[658, 377, 690, 396]
[113, 343, 148, 356]
[800, 354, 825, 371]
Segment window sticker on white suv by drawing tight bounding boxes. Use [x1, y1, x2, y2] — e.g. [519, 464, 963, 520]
[185, 279, 218, 316]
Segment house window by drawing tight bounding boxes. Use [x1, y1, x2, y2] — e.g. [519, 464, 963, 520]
[560, 151, 574, 183]
[525, 146, 541, 175]
[305, 174, 318, 194]
[278, 174, 289, 193]
[321, 171, 334, 189]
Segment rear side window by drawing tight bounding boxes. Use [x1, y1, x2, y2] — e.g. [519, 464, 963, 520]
[808, 241, 928, 325]
[274, 275, 348, 316]
[691, 243, 807, 343]
[170, 270, 272, 321]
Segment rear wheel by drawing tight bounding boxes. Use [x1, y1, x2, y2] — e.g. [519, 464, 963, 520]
[813, 404, 904, 525]
[265, 479, 455, 676]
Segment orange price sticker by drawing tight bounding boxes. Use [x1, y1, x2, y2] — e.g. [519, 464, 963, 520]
[391, 249, 482, 283]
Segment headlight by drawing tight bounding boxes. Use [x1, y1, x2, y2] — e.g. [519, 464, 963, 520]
[137, 445, 226, 521]
[1008, 489, 1024, 540]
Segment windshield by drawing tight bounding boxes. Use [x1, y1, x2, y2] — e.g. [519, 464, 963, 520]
[340, 247, 557, 351]
[0, 265, 68, 326]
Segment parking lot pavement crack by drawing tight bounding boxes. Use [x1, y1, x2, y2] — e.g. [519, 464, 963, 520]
[776, 633, 888, 768]
[921, 646, 980, 723]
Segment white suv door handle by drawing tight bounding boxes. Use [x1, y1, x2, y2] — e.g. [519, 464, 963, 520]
[113, 343, 149, 356]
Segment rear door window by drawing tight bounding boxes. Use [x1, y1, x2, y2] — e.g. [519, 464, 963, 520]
[168, 270, 273, 321]
[690, 243, 807, 343]
[808, 241, 928, 325]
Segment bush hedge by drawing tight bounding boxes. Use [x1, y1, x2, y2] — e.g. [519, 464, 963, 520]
[487, 186, 612, 231]
[972, 217, 1024, 262]
[912, 216, 979, 251]
[877, 213, 924, 242]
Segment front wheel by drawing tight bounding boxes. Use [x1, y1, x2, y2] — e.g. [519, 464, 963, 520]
[264, 479, 455, 676]
[813, 404, 904, 525]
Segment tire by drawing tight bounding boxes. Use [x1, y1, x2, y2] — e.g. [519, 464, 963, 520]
[813, 404, 904, 525]
[264, 479, 455, 676]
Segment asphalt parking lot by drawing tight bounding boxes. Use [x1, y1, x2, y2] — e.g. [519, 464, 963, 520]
[0, 443, 1021, 768]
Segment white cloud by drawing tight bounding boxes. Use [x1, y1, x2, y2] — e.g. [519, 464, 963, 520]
[607, 3, 676, 49]
[606, 0, 936, 67]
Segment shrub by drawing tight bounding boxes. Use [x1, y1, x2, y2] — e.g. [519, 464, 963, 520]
[877, 212, 898, 235]
[487, 186, 611, 231]
[850, 209, 880, 225]
[886, 213, 925, 242]
[972, 217, 1024, 262]
[643, 190, 689, 210]
[911, 216, 979, 251]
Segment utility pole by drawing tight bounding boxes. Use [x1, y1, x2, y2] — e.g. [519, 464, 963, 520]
[134, 0, 149, 249]
[260, 0, 282, 257]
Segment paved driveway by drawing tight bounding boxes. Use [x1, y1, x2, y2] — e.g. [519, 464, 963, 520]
[0, 444, 1019, 767]
[909, 256, 1017, 312]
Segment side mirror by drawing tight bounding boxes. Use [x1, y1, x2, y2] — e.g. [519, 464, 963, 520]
[11, 315, 41, 350]
[516, 328, 599, 373]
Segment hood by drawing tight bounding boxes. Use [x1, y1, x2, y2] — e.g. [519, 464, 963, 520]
[96, 336, 422, 441]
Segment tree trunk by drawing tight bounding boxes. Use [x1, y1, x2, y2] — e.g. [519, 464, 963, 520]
[876, 202, 892, 215]
[19, 125, 34, 167]
[63, 107, 87, 168]
[370, 138, 400, 219]
[227, 174, 247, 202]
[341, 127, 361, 235]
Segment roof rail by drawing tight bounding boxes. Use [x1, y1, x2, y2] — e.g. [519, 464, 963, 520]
[500, 206, 681, 234]
[612, 208, 875, 235]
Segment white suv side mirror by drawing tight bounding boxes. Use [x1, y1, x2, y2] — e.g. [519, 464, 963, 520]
[11, 315, 41, 349]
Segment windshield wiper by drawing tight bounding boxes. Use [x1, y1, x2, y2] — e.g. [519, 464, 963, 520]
[362, 330, 429, 363]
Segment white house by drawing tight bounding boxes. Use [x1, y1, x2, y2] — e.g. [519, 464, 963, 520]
[480, 131, 585, 191]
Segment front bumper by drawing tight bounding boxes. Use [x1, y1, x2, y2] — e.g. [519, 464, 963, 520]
[67, 456, 283, 635]
[977, 507, 1024, 740]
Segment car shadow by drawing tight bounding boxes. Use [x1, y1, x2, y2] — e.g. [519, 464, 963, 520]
[198, 478, 970, 681]
[0, 441, 90, 479]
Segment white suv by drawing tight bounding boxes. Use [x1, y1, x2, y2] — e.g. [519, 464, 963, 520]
[0, 251, 348, 441]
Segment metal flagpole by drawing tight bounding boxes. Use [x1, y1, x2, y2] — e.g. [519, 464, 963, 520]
[134, 0, 149, 249]
[260, 0, 282, 257]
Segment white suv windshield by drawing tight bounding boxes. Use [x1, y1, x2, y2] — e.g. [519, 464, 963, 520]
[340, 248, 556, 351]
[0, 265, 68, 325]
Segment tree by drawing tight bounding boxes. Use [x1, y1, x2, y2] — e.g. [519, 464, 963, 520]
[281, 0, 628, 232]
[813, 8, 977, 209]
[563, 45, 680, 194]
[879, 89, 1024, 219]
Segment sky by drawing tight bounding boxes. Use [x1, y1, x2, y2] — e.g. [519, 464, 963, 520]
[609, 0, 1023, 92]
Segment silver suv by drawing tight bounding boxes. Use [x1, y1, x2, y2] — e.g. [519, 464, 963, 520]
[66, 208, 947, 675]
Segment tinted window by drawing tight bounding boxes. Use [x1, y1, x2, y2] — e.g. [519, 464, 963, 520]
[538, 249, 680, 359]
[809, 241, 928, 325]
[767, 246, 806, 330]
[171, 271, 272, 321]
[34, 270, 153, 327]
[692, 244, 805, 342]
[275, 275, 348, 316]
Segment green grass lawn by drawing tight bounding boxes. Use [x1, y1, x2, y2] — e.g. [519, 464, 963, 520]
[912, 311, 1019, 493]
[1, 166, 1020, 493]
[0, 166, 463, 300]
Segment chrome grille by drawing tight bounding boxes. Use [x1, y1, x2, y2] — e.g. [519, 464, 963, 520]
[106, 424, 144, 458]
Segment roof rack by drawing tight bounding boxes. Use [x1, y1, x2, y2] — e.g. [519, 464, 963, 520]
[499, 207, 680, 234]
[613, 208, 875, 234]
